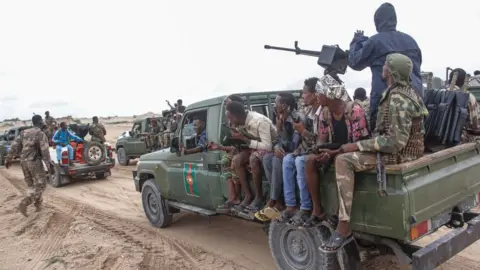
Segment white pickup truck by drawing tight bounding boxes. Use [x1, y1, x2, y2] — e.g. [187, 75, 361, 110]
[48, 141, 115, 187]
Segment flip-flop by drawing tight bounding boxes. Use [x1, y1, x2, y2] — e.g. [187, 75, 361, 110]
[319, 231, 354, 254]
[246, 199, 264, 212]
[289, 209, 311, 226]
[254, 211, 271, 222]
[278, 210, 296, 223]
[263, 206, 281, 220]
[216, 201, 239, 214]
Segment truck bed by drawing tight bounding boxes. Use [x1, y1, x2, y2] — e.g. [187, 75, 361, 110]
[320, 143, 480, 241]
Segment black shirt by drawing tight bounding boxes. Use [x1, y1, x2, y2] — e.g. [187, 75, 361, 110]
[332, 115, 348, 144]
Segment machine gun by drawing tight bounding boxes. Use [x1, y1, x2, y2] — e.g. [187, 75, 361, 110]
[264, 41, 349, 84]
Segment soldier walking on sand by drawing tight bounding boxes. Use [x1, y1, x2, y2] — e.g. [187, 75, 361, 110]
[4, 114, 52, 216]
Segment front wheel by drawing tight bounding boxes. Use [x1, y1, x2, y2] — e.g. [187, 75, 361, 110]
[117, 147, 129, 166]
[141, 179, 173, 228]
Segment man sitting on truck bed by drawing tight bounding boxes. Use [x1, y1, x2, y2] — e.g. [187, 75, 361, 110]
[320, 53, 428, 252]
[447, 68, 480, 143]
[53, 122, 85, 166]
[274, 77, 325, 222]
[301, 76, 369, 228]
[210, 95, 246, 213]
[254, 92, 301, 221]
[226, 100, 277, 212]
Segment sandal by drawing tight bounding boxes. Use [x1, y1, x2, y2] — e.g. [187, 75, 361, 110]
[289, 209, 311, 226]
[319, 231, 354, 253]
[263, 206, 281, 220]
[216, 201, 239, 214]
[278, 210, 296, 223]
[246, 198, 264, 212]
[254, 210, 271, 222]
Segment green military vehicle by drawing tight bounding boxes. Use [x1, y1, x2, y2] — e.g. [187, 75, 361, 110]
[115, 116, 164, 166]
[132, 88, 480, 269]
[0, 126, 33, 165]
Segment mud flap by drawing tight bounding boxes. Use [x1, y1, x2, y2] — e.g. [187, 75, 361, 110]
[412, 213, 480, 270]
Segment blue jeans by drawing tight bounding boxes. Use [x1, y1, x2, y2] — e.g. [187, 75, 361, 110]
[282, 153, 312, 210]
[263, 152, 284, 201]
[56, 144, 74, 161]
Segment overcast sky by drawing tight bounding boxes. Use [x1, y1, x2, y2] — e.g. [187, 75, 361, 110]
[1, 0, 479, 120]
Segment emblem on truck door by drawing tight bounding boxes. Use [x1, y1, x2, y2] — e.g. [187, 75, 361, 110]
[183, 163, 199, 197]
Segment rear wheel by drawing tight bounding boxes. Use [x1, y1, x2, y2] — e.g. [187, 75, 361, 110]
[141, 179, 173, 228]
[117, 147, 130, 166]
[49, 164, 65, 188]
[268, 221, 362, 270]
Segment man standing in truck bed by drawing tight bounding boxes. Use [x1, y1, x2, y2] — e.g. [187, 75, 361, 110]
[89, 116, 106, 143]
[320, 53, 428, 252]
[348, 2, 423, 129]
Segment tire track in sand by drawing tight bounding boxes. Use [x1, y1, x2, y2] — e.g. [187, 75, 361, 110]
[0, 170, 78, 270]
[1, 170, 246, 270]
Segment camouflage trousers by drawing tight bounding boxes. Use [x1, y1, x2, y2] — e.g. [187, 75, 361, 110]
[20, 160, 47, 206]
[162, 132, 174, 148]
[144, 135, 159, 150]
[335, 152, 376, 222]
[221, 148, 240, 181]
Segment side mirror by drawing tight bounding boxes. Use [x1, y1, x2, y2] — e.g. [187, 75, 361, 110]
[128, 131, 134, 137]
[170, 137, 179, 153]
[7, 134, 15, 141]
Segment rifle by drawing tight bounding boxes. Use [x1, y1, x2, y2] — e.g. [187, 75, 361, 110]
[222, 124, 261, 141]
[377, 152, 387, 196]
[264, 41, 349, 83]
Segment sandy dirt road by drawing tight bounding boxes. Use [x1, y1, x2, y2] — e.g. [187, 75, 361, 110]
[0, 124, 479, 269]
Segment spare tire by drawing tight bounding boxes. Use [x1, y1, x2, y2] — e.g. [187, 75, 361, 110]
[83, 141, 105, 166]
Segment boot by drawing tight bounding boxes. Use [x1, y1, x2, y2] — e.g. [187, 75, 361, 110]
[34, 200, 43, 212]
[17, 199, 29, 217]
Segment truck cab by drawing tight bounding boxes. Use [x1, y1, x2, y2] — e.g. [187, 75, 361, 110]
[0, 126, 33, 165]
[115, 116, 163, 166]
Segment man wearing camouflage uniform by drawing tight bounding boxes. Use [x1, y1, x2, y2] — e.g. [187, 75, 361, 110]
[148, 118, 162, 150]
[320, 53, 428, 252]
[89, 116, 107, 143]
[4, 115, 52, 216]
[45, 111, 57, 140]
[163, 114, 177, 148]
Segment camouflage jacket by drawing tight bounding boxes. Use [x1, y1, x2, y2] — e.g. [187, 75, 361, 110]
[45, 116, 56, 128]
[6, 127, 51, 164]
[150, 124, 161, 134]
[318, 103, 369, 144]
[295, 105, 323, 154]
[357, 84, 428, 163]
[89, 123, 106, 142]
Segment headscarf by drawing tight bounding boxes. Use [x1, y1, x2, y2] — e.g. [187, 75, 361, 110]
[315, 74, 351, 102]
[385, 53, 413, 86]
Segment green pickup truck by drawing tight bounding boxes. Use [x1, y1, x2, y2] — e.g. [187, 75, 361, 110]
[115, 116, 164, 166]
[132, 90, 480, 270]
[0, 126, 33, 165]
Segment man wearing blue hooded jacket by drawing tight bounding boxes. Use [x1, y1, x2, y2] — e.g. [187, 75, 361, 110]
[348, 2, 423, 129]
